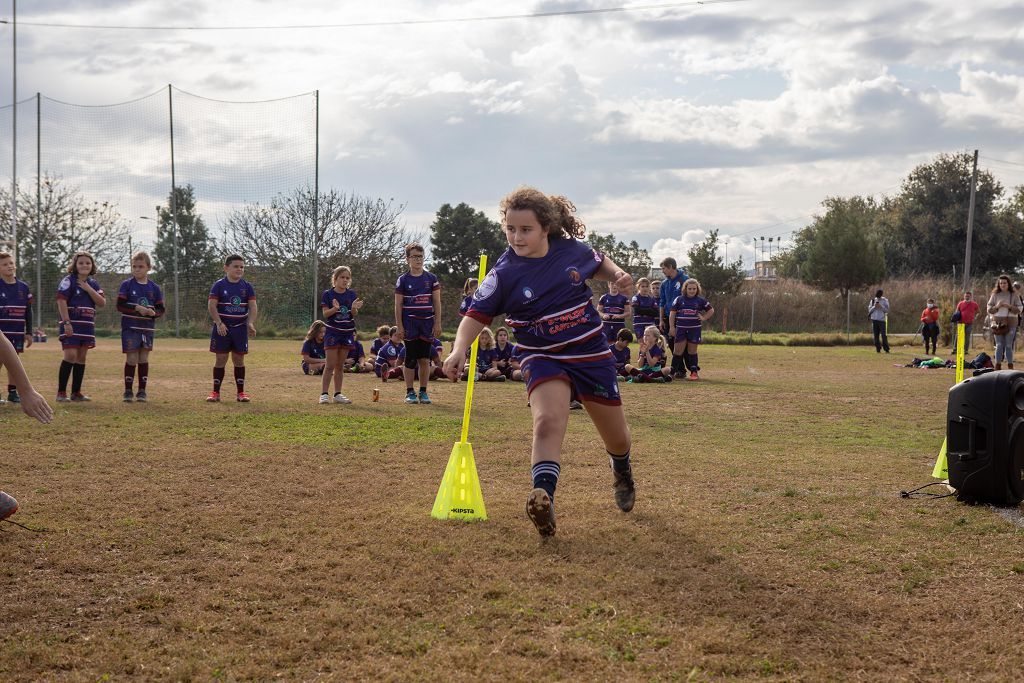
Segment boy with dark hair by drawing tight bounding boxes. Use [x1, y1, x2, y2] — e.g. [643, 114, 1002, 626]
[0, 251, 33, 403]
[394, 243, 441, 404]
[207, 255, 257, 402]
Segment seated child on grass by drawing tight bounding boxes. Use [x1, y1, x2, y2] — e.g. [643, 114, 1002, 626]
[301, 321, 327, 375]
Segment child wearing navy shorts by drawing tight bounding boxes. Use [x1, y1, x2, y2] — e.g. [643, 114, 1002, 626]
[56, 251, 106, 402]
[320, 265, 364, 404]
[669, 278, 714, 381]
[374, 326, 405, 381]
[444, 187, 636, 538]
[301, 321, 327, 375]
[630, 277, 658, 340]
[0, 251, 34, 404]
[116, 251, 164, 402]
[395, 243, 441, 404]
[598, 282, 630, 342]
[207, 254, 258, 402]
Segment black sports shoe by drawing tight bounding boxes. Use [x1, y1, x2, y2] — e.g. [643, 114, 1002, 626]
[7, 388, 20, 403]
[123, 390, 133, 403]
[612, 468, 636, 512]
[526, 488, 556, 537]
[135, 391, 147, 403]
[569, 399, 583, 410]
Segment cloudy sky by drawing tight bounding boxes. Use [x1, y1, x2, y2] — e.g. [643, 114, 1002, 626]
[2, 0, 1023, 268]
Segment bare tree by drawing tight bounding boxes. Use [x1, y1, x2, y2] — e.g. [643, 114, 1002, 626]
[0, 175, 131, 271]
[222, 187, 419, 326]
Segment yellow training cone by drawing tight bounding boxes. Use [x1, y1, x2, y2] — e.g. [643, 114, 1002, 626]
[932, 438, 948, 479]
[932, 323, 965, 479]
[431, 441, 488, 521]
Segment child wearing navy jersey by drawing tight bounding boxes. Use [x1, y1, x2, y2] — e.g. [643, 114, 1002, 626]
[598, 282, 630, 342]
[0, 251, 34, 404]
[375, 326, 405, 381]
[429, 337, 447, 380]
[56, 251, 107, 402]
[395, 243, 441, 404]
[345, 341, 374, 373]
[301, 321, 327, 375]
[669, 278, 714, 381]
[459, 278, 477, 317]
[370, 325, 390, 358]
[630, 278, 658, 340]
[494, 327, 516, 379]
[207, 254, 258, 402]
[116, 252, 164, 402]
[610, 328, 633, 378]
[462, 326, 505, 382]
[629, 325, 671, 383]
[443, 187, 636, 538]
[319, 266, 364, 404]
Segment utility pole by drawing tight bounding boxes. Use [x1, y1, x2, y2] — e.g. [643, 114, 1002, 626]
[962, 149, 979, 293]
[9, 0, 17, 259]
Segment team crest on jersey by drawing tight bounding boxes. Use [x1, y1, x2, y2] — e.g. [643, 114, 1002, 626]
[231, 295, 242, 305]
[522, 287, 534, 300]
[59, 278, 71, 291]
[138, 297, 150, 307]
[339, 306, 349, 316]
[474, 272, 498, 301]
[566, 267, 583, 286]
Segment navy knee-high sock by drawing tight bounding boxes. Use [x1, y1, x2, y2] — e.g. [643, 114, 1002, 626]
[532, 461, 560, 499]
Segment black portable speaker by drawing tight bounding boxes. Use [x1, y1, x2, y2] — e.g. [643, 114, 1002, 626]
[946, 370, 1024, 505]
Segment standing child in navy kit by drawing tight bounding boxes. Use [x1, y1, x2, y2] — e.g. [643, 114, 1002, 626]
[116, 251, 164, 402]
[0, 251, 34, 403]
[598, 282, 630, 343]
[669, 278, 714, 381]
[207, 254, 258, 402]
[395, 243, 442, 404]
[444, 187, 636, 538]
[320, 265, 363, 404]
[630, 277, 658, 340]
[56, 251, 106, 402]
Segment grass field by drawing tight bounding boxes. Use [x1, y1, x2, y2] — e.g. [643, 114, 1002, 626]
[2, 338, 1023, 681]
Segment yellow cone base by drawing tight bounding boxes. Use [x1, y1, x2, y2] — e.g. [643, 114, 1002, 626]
[431, 442, 488, 521]
[932, 437, 948, 479]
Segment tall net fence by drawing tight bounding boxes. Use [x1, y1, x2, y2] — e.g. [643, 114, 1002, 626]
[0, 86, 333, 338]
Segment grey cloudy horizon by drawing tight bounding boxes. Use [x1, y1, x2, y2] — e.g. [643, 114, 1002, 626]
[1, 0, 1023, 269]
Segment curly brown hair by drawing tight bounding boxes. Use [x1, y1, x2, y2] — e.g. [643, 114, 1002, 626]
[499, 186, 586, 240]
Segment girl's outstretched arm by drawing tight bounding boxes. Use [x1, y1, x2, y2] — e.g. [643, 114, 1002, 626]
[593, 256, 633, 295]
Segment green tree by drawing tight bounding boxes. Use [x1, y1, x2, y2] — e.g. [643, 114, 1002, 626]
[685, 229, 745, 298]
[154, 185, 220, 288]
[802, 196, 886, 299]
[878, 151, 1021, 275]
[586, 232, 652, 278]
[428, 203, 505, 284]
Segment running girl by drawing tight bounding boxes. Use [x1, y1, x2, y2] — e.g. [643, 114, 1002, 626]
[116, 252, 164, 402]
[301, 321, 327, 375]
[56, 251, 106, 402]
[443, 187, 637, 538]
[669, 278, 714, 381]
[320, 266, 363, 404]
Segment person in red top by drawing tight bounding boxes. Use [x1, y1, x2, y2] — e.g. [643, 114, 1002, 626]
[954, 291, 980, 353]
[920, 298, 940, 355]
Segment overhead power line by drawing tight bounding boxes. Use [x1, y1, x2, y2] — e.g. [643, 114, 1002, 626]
[0, 0, 751, 31]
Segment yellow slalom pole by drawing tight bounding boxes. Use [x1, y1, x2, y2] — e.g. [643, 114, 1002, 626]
[460, 254, 488, 444]
[933, 322, 967, 479]
[431, 254, 489, 521]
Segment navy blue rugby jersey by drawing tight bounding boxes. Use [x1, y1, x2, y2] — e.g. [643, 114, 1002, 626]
[466, 238, 609, 362]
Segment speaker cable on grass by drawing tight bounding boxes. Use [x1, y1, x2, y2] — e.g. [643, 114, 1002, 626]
[900, 482, 956, 500]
